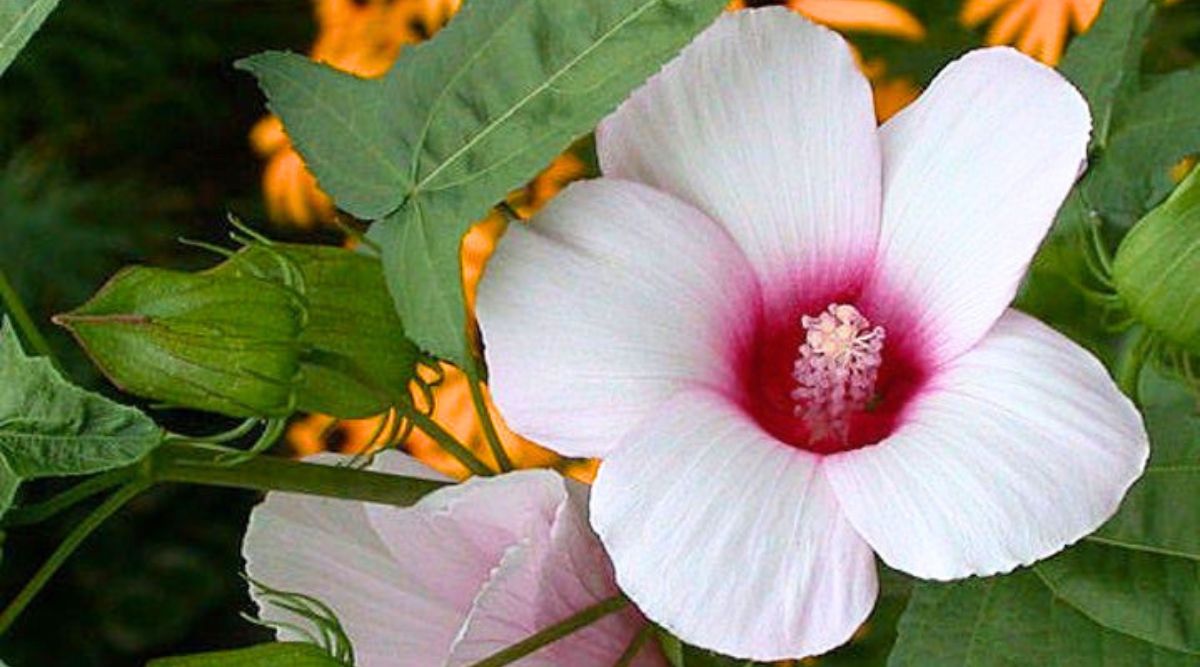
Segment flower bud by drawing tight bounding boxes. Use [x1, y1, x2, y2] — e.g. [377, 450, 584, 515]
[58, 242, 419, 419]
[213, 243, 418, 418]
[56, 266, 303, 418]
[1113, 166, 1200, 353]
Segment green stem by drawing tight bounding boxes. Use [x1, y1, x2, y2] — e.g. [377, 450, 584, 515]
[3, 468, 134, 527]
[1116, 328, 1152, 403]
[397, 401, 495, 477]
[0, 443, 456, 636]
[613, 624, 655, 667]
[467, 596, 629, 667]
[148, 442, 452, 503]
[463, 354, 513, 473]
[0, 481, 149, 635]
[0, 266, 56, 362]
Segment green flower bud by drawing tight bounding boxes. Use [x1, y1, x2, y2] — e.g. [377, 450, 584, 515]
[55, 266, 303, 418]
[214, 243, 418, 418]
[1113, 166, 1200, 354]
[58, 241, 419, 420]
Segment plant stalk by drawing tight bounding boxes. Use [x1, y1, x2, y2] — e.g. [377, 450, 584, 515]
[0, 266, 56, 363]
[466, 596, 629, 667]
[463, 353, 513, 473]
[396, 402, 495, 477]
[2, 468, 134, 527]
[0, 481, 149, 635]
[147, 442, 452, 503]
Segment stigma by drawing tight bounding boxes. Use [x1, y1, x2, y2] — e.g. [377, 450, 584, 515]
[791, 303, 885, 446]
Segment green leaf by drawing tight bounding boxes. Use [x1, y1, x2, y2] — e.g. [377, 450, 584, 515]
[1092, 366, 1200, 564]
[367, 202, 469, 367]
[232, 54, 409, 220]
[1048, 4, 1200, 242]
[242, 0, 728, 365]
[1113, 166, 1200, 354]
[0, 0, 61, 78]
[1059, 0, 1155, 151]
[0, 318, 162, 516]
[889, 367, 1200, 664]
[1084, 67, 1200, 231]
[146, 642, 346, 667]
[890, 570, 1194, 666]
[1037, 542, 1199, 656]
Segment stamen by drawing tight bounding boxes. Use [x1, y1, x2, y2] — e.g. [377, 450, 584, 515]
[791, 304, 884, 445]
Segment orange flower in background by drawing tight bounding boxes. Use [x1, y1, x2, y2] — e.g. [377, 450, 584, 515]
[251, 116, 334, 228]
[788, 0, 924, 40]
[961, 0, 1102, 65]
[859, 57, 920, 122]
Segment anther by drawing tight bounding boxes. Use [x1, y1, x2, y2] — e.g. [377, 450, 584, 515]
[791, 303, 884, 445]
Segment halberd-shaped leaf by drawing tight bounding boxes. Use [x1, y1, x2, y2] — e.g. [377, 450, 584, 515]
[1113, 166, 1200, 353]
[0, 318, 162, 516]
[240, 0, 729, 365]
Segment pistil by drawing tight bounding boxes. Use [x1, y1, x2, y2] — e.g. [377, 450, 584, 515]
[791, 304, 884, 446]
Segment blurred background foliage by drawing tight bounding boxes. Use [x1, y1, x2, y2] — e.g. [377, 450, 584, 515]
[0, 0, 1197, 665]
[0, 1, 311, 664]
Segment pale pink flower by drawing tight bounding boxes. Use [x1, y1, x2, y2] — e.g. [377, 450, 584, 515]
[242, 452, 664, 666]
[477, 7, 1148, 661]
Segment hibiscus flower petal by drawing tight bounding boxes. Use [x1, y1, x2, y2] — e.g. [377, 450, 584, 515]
[362, 467, 564, 610]
[591, 389, 878, 661]
[860, 47, 1090, 364]
[448, 482, 665, 667]
[243, 453, 464, 665]
[477, 178, 759, 458]
[597, 7, 881, 308]
[825, 310, 1148, 580]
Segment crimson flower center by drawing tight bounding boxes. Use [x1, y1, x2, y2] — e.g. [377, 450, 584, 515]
[791, 303, 885, 446]
[738, 292, 927, 456]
